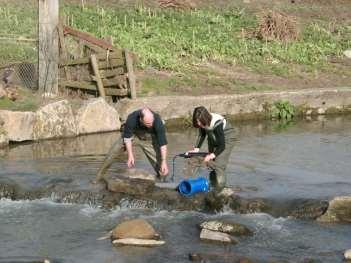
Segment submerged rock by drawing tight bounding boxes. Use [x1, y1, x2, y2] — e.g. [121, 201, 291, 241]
[123, 168, 156, 181]
[1, 168, 345, 221]
[286, 199, 329, 220]
[112, 219, 159, 240]
[189, 252, 253, 262]
[317, 196, 351, 223]
[0, 180, 18, 199]
[106, 172, 155, 196]
[200, 220, 253, 236]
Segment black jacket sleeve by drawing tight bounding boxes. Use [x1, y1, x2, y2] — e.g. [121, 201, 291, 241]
[195, 128, 206, 149]
[213, 123, 225, 156]
[123, 112, 137, 139]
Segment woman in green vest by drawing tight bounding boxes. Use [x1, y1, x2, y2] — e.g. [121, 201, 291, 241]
[187, 106, 236, 190]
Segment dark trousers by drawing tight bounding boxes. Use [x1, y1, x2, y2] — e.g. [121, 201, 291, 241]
[185, 123, 235, 190]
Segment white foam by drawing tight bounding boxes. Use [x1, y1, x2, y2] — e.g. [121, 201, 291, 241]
[79, 205, 101, 217]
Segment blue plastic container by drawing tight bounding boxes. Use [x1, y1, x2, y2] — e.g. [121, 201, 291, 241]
[178, 177, 210, 197]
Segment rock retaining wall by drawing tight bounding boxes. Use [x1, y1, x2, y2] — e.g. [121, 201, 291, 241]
[1, 88, 351, 148]
[0, 98, 121, 148]
[116, 88, 351, 121]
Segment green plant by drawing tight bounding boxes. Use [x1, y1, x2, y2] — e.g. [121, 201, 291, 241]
[271, 100, 295, 120]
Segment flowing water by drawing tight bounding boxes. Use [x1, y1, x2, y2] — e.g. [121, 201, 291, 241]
[0, 115, 350, 263]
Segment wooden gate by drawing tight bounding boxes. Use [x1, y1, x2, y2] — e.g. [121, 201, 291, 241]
[58, 25, 136, 99]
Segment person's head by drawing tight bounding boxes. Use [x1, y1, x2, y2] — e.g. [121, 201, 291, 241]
[192, 106, 212, 128]
[140, 107, 154, 128]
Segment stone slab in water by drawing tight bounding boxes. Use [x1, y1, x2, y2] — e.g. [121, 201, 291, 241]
[200, 220, 253, 236]
[112, 238, 165, 247]
[155, 182, 178, 189]
[199, 229, 238, 244]
[106, 174, 155, 195]
[189, 252, 253, 262]
[123, 168, 156, 181]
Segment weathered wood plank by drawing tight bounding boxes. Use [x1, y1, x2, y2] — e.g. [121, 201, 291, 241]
[98, 59, 125, 69]
[90, 54, 106, 98]
[124, 49, 136, 99]
[82, 40, 107, 53]
[39, 0, 59, 94]
[91, 76, 127, 88]
[60, 53, 123, 66]
[102, 78, 127, 88]
[61, 80, 128, 96]
[58, 22, 71, 80]
[99, 69, 125, 78]
[63, 25, 116, 51]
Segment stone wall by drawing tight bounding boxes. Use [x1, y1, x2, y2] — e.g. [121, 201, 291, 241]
[1, 88, 351, 148]
[116, 88, 351, 121]
[0, 97, 121, 147]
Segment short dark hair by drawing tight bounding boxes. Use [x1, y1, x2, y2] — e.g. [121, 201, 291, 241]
[192, 106, 212, 128]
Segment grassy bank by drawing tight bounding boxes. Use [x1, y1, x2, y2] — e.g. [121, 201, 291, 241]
[0, 1, 350, 96]
[0, 3, 349, 71]
[63, 5, 349, 75]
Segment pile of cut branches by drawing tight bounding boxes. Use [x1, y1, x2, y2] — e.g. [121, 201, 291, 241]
[256, 10, 299, 42]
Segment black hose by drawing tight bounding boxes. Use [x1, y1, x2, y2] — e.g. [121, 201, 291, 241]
[171, 152, 208, 182]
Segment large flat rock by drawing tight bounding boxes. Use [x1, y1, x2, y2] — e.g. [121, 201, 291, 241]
[0, 110, 36, 141]
[76, 98, 121, 135]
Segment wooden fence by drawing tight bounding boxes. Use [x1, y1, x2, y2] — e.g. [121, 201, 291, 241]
[58, 24, 136, 99]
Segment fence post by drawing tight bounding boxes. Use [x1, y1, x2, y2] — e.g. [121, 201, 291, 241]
[124, 49, 136, 99]
[90, 54, 106, 98]
[38, 0, 59, 94]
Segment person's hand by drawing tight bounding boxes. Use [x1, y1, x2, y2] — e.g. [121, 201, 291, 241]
[159, 160, 169, 177]
[204, 153, 215, 163]
[127, 154, 135, 168]
[186, 148, 200, 155]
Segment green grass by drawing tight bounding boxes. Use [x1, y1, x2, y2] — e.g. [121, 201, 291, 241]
[139, 77, 175, 95]
[0, 88, 40, 111]
[0, 3, 349, 88]
[63, 5, 350, 76]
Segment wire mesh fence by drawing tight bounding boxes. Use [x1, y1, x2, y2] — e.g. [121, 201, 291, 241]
[0, 62, 38, 90]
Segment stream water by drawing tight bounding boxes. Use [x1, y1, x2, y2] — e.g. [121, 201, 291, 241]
[0, 115, 350, 263]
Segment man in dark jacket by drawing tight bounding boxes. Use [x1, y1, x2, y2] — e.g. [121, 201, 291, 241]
[96, 107, 169, 182]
